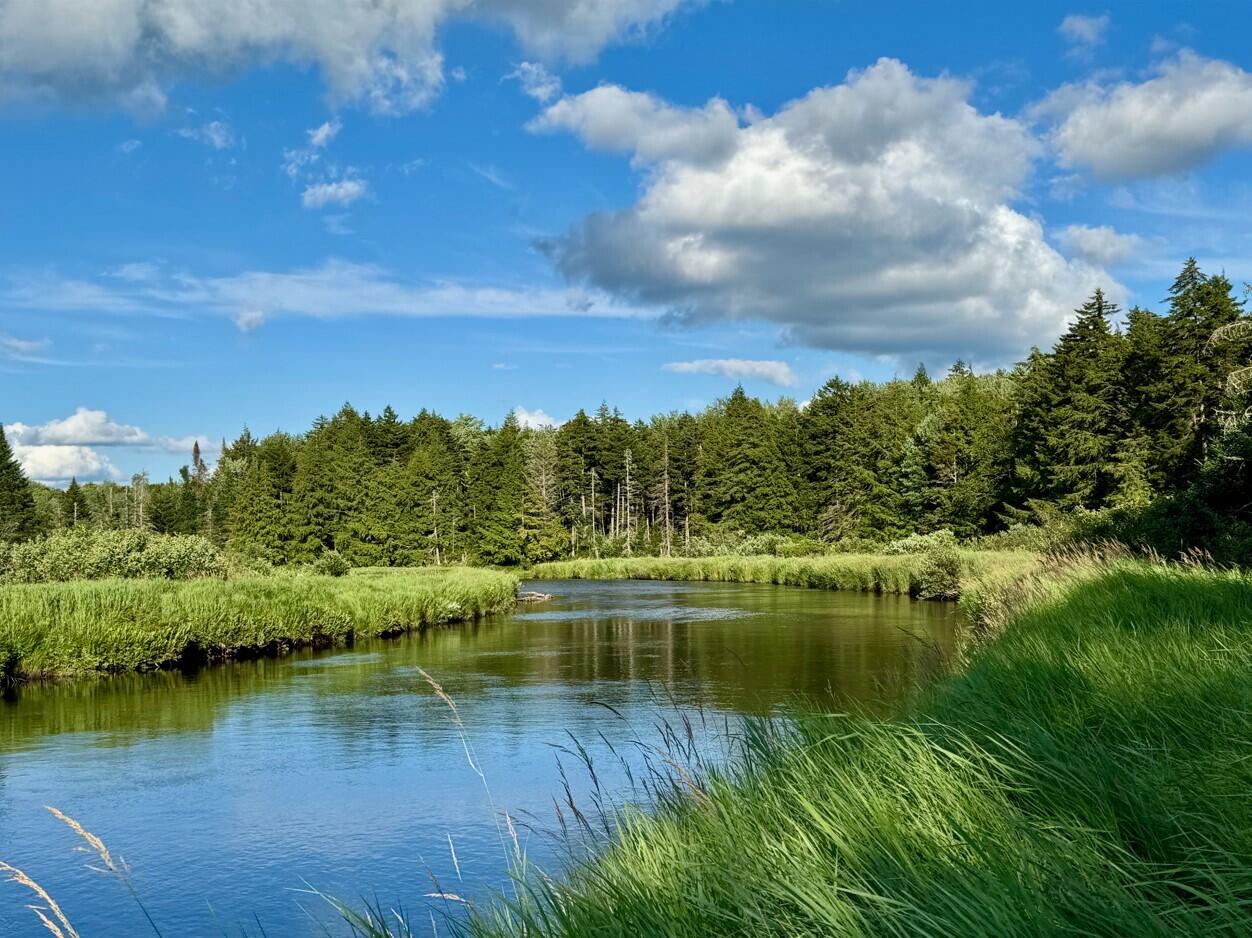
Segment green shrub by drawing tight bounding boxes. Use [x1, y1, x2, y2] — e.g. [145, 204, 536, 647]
[312, 550, 351, 577]
[0, 528, 226, 584]
[882, 529, 958, 555]
[914, 545, 962, 599]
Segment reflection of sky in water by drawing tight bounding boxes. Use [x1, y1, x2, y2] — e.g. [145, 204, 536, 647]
[513, 605, 760, 622]
[0, 580, 957, 937]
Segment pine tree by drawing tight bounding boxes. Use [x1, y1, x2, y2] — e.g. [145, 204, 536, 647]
[0, 423, 37, 541]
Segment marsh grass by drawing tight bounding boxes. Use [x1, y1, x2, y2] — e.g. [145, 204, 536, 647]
[0, 567, 518, 682]
[530, 550, 1036, 601]
[6, 553, 1249, 936]
[460, 553, 1252, 937]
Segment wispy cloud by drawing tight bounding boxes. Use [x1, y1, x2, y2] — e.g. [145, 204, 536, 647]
[508, 62, 562, 103]
[302, 178, 369, 209]
[176, 119, 237, 150]
[1, 333, 50, 357]
[663, 358, 798, 387]
[1, 259, 654, 331]
[469, 163, 514, 190]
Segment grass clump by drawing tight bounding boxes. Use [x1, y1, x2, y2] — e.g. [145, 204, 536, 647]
[0, 566, 518, 681]
[466, 554, 1252, 937]
[531, 550, 1034, 600]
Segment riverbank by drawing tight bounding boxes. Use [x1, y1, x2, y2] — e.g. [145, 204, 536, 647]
[530, 551, 1037, 600]
[0, 567, 519, 683]
[470, 553, 1252, 936]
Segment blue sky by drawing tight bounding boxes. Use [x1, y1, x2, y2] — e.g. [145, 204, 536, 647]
[2, 0, 1251, 483]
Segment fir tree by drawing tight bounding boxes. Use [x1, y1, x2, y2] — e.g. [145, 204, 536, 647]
[0, 423, 37, 541]
[62, 477, 91, 527]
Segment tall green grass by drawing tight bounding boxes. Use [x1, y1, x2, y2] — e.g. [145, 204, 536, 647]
[531, 551, 1036, 600]
[466, 555, 1252, 937]
[0, 566, 518, 682]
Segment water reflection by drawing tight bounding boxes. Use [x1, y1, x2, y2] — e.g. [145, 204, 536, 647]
[0, 580, 956, 937]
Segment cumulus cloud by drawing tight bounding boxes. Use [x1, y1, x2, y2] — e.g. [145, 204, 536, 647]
[176, 119, 236, 150]
[6, 408, 213, 483]
[535, 58, 1112, 361]
[11, 408, 154, 447]
[2, 259, 648, 329]
[663, 358, 797, 387]
[1058, 13, 1109, 50]
[532, 85, 739, 165]
[508, 61, 562, 102]
[302, 178, 369, 209]
[11, 443, 121, 483]
[513, 405, 561, 429]
[1037, 51, 1252, 179]
[1056, 224, 1144, 266]
[0, 0, 691, 114]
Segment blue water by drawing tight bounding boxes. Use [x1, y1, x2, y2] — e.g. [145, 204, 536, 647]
[0, 579, 956, 936]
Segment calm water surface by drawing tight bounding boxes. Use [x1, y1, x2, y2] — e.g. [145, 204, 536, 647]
[0, 579, 957, 936]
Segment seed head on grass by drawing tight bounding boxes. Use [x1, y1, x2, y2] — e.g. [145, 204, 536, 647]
[0, 859, 80, 938]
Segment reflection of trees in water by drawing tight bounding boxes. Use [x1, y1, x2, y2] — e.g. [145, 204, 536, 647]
[0, 584, 958, 757]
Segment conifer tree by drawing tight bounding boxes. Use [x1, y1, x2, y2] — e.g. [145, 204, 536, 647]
[0, 423, 37, 541]
[469, 414, 526, 565]
[699, 387, 797, 533]
[62, 477, 91, 527]
[228, 459, 288, 563]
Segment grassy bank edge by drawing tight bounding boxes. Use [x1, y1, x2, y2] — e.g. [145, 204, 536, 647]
[466, 550, 1251, 937]
[530, 550, 1039, 604]
[0, 567, 520, 684]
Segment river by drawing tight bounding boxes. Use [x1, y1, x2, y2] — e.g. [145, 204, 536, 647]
[0, 579, 957, 936]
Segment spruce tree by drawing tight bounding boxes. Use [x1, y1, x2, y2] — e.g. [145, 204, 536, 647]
[63, 477, 91, 527]
[699, 387, 797, 534]
[228, 459, 288, 564]
[0, 423, 37, 541]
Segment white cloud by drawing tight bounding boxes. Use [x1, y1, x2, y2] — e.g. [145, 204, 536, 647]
[536, 58, 1113, 361]
[116, 138, 142, 154]
[302, 178, 369, 209]
[532, 84, 739, 165]
[663, 358, 798, 386]
[0, 333, 50, 356]
[508, 61, 562, 102]
[9, 408, 153, 447]
[1056, 224, 1144, 266]
[308, 120, 341, 148]
[513, 405, 561, 429]
[0, 0, 691, 114]
[176, 119, 236, 150]
[1037, 51, 1252, 179]
[11, 443, 121, 483]
[1058, 13, 1109, 50]
[234, 308, 266, 331]
[6, 408, 213, 482]
[2, 259, 650, 328]
[469, 163, 514, 190]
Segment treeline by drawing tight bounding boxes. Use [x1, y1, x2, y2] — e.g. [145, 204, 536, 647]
[3, 258, 1251, 565]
